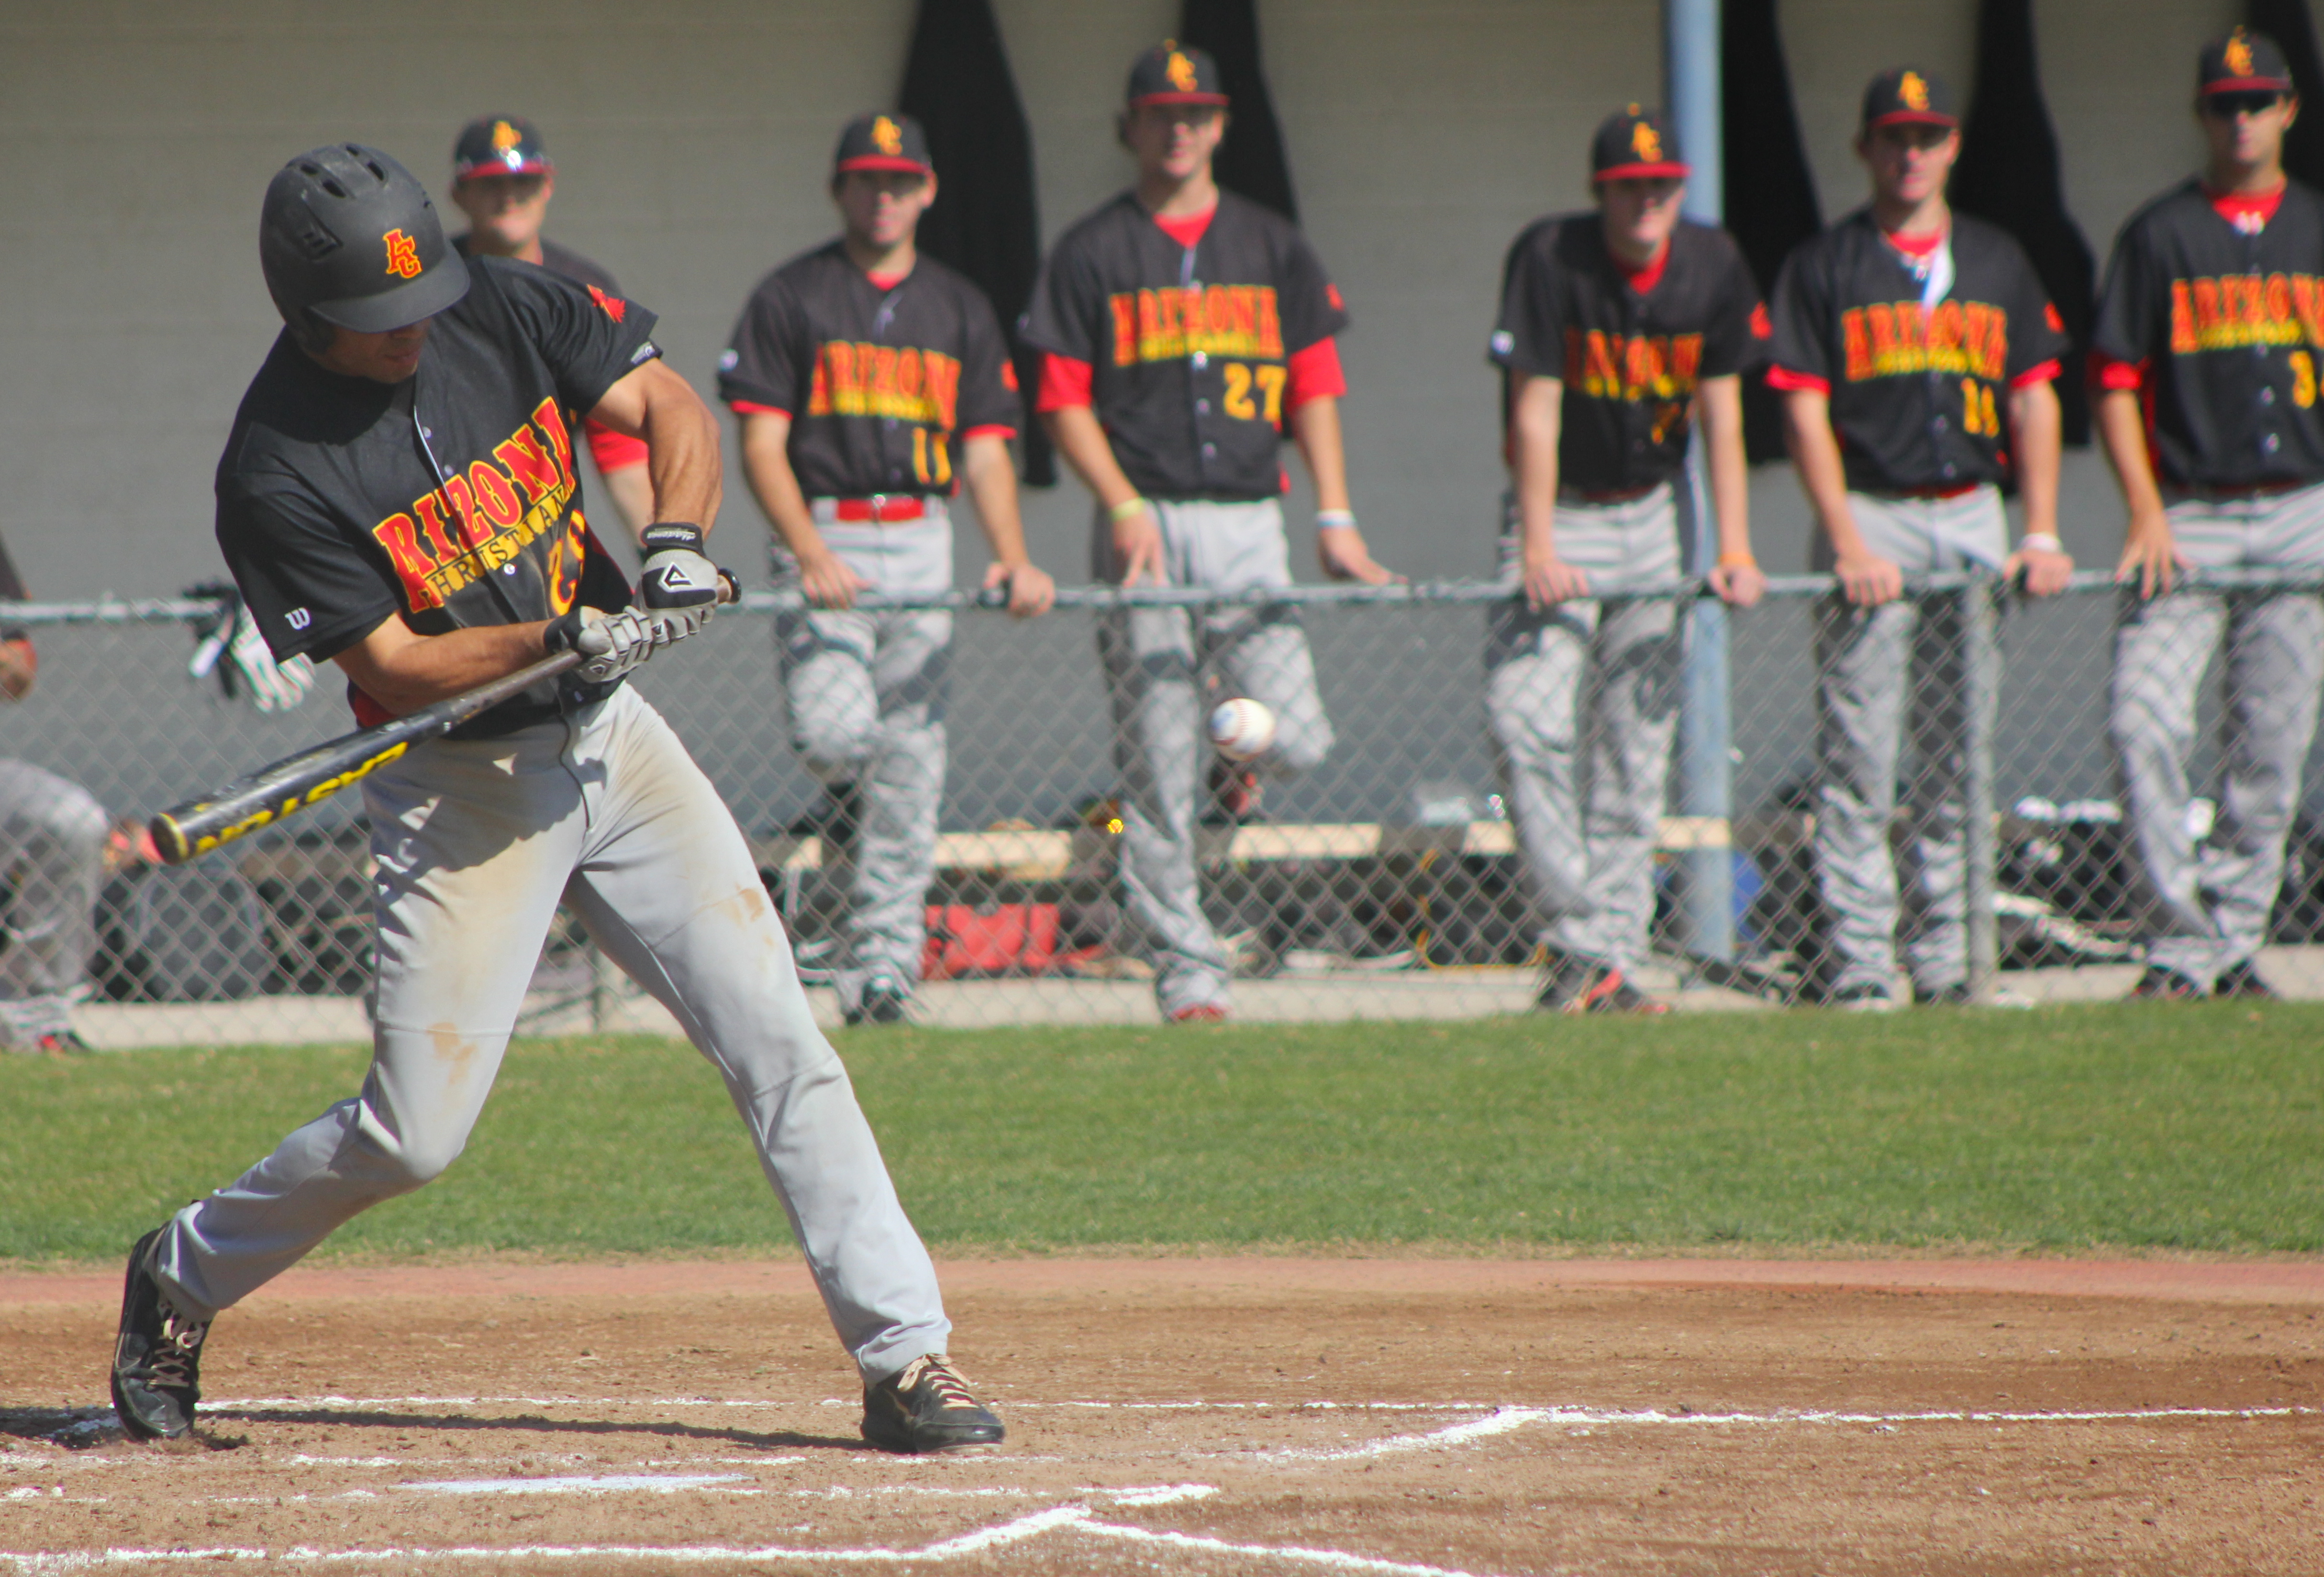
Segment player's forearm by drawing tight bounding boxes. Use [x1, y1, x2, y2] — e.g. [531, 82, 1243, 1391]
[962, 434, 1033, 567]
[331, 613, 556, 716]
[1697, 376, 1754, 560]
[1041, 406, 1143, 512]
[1510, 377, 1564, 555]
[737, 416, 829, 561]
[637, 381, 721, 533]
[2095, 388, 2169, 520]
[1288, 396, 1352, 514]
[1780, 390, 1864, 552]
[2006, 379, 2064, 538]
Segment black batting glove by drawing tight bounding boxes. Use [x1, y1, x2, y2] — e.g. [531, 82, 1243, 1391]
[638, 523, 730, 611]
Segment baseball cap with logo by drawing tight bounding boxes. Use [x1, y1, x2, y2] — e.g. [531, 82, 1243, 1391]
[452, 115, 552, 182]
[833, 112, 934, 176]
[1592, 106, 1688, 181]
[2199, 27, 2295, 96]
[1860, 67, 1958, 131]
[1127, 40, 1229, 107]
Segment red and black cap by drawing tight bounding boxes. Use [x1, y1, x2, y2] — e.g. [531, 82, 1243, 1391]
[2199, 27, 2294, 97]
[452, 115, 552, 182]
[1592, 106, 1688, 182]
[1860, 67, 1958, 131]
[834, 112, 934, 176]
[1127, 40, 1229, 107]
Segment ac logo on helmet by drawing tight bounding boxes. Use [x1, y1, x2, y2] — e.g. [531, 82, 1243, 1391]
[1632, 120, 1662, 163]
[382, 229, 423, 280]
[1168, 50, 1199, 92]
[1900, 71, 1930, 111]
[2226, 29, 2257, 79]
[871, 115, 903, 156]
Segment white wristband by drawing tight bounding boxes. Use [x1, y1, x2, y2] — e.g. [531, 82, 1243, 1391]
[1316, 509, 1357, 533]
[2018, 532, 2064, 554]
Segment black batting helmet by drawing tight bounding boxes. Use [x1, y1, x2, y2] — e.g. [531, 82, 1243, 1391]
[259, 144, 469, 335]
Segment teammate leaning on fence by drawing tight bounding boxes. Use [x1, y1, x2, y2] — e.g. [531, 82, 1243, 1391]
[2090, 30, 2324, 1004]
[1023, 41, 1395, 1024]
[1486, 106, 1771, 1016]
[1767, 68, 2074, 1010]
[446, 114, 653, 535]
[719, 112, 1054, 1027]
[109, 144, 1003, 1458]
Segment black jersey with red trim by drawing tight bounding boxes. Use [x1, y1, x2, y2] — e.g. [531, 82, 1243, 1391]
[214, 255, 652, 736]
[717, 243, 1019, 500]
[2090, 178, 2324, 489]
[1489, 214, 1769, 492]
[1021, 189, 1348, 501]
[1768, 209, 2068, 492]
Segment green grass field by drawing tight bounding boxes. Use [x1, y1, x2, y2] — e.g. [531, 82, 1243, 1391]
[5, 1004, 2320, 1264]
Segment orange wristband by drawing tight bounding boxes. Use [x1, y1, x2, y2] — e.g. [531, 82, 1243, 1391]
[1716, 552, 1759, 569]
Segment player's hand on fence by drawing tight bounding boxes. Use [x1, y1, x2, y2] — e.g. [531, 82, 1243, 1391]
[1317, 522, 1400, 586]
[1110, 500, 1166, 587]
[1707, 559, 1768, 608]
[1833, 546, 1904, 607]
[983, 560, 1056, 618]
[1521, 551, 1590, 611]
[796, 543, 870, 609]
[2114, 509, 2187, 600]
[2006, 536, 2075, 599]
[638, 523, 728, 619]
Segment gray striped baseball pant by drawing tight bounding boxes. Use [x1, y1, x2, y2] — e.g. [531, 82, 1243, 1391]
[2111, 481, 2324, 989]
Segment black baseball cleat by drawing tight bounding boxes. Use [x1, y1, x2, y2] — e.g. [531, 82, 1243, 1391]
[2127, 965, 2206, 1001]
[1536, 955, 1669, 1015]
[110, 1227, 210, 1441]
[861, 1354, 1004, 1455]
[845, 977, 911, 1027]
[2213, 959, 2279, 1000]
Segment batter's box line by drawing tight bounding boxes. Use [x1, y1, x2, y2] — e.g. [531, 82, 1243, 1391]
[0, 1503, 1519, 1577]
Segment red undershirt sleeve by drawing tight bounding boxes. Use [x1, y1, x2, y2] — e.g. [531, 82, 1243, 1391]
[1034, 353, 1094, 413]
[728, 400, 790, 418]
[1285, 338, 1347, 410]
[2010, 359, 2063, 390]
[2086, 350, 2148, 392]
[960, 424, 1018, 442]
[1763, 365, 1830, 394]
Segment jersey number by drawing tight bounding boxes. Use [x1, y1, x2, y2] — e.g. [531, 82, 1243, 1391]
[2294, 351, 2318, 410]
[912, 429, 953, 488]
[1960, 379, 2000, 438]
[1222, 362, 1288, 426]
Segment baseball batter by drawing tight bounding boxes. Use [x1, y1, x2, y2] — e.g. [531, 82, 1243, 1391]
[108, 144, 1002, 1457]
[2091, 30, 2324, 1001]
[447, 114, 653, 534]
[1022, 42, 1394, 1022]
[1487, 106, 1771, 1014]
[720, 112, 1053, 1026]
[1767, 67, 2073, 1008]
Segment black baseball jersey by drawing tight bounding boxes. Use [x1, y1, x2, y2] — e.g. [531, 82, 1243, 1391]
[717, 243, 1019, 499]
[215, 255, 653, 735]
[1768, 209, 2068, 492]
[2091, 178, 2324, 489]
[1021, 189, 1347, 500]
[1489, 215, 1768, 492]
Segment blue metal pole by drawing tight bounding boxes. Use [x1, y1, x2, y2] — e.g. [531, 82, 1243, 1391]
[1665, 0, 1736, 965]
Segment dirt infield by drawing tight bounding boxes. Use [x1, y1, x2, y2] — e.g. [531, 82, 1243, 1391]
[5, 1258, 2324, 1575]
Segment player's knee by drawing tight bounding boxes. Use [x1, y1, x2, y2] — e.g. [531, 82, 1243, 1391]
[793, 714, 877, 780]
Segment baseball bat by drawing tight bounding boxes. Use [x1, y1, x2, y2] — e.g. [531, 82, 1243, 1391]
[149, 650, 581, 866]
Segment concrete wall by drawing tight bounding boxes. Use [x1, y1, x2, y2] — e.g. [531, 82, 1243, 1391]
[0, 0, 2265, 599]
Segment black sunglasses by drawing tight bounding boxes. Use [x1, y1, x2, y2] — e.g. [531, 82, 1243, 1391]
[2204, 90, 2286, 117]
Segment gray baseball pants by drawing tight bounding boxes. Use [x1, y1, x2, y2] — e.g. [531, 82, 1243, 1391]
[153, 685, 950, 1383]
[0, 759, 107, 1002]
[1485, 487, 1684, 974]
[2111, 482, 2324, 988]
[1094, 498, 1333, 1017]
[1812, 487, 2007, 998]
[776, 511, 952, 1017]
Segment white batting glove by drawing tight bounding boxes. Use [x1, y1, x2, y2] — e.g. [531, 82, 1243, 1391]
[548, 604, 711, 684]
[638, 523, 730, 612]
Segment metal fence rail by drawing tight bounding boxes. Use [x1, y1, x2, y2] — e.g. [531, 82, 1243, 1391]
[0, 568, 2309, 1045]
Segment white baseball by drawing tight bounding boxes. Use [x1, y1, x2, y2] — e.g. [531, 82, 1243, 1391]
[1207, 698, 1277, 762]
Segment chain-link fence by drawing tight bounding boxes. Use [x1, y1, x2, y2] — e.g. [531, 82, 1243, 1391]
[3, 566, 2318, 1046]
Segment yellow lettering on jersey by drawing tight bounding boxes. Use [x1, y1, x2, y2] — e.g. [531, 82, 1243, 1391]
[805, 341, 962, 429]
[1106, 285, 1284, 366]
[1838, 300, 2010, 382]
[1559, 329, 1707, 402]
[369, 404, 581, 612]
[2168, 273, 2324, 354]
